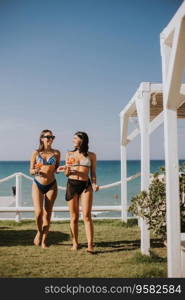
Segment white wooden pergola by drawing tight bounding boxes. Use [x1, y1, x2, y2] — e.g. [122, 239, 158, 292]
[160, 0, 185, 278]
[120, 1, 185, 277]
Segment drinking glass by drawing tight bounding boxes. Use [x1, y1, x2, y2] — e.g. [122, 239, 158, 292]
[66, 152, 76, 172]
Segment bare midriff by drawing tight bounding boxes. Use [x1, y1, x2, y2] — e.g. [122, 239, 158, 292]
[35, 165, 56, 185]
[68, 165, 89, 181]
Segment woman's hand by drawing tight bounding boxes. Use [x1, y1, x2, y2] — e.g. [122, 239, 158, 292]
[92, 183, 99, 192]
[33, 168, 40, 175]
[64, 166, 72, 177]
[57, 165, 67, 173]
[34, 162, 43, 176]
[34, 169, 45, 177]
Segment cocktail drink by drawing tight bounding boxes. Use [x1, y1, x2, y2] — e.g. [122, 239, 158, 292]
[66, 152, 76, 172]
[67, 157, 75, 165]
[35, 162, 43, 169]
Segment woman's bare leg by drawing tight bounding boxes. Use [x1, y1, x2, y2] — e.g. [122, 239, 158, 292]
[32, 183, 44, 246]
[68, 194, 79, 250]
[81, 187, 94, 252]
[42, 183, 57, 248]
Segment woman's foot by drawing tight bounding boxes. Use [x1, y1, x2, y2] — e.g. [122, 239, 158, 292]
[86, 245, 94, 254]
[33, 231, 42, 246]
[86, 249, 94, 254]
[41, 242, 49, 249]
[71, 243, 79, 251]
[41, 234, 49, 249]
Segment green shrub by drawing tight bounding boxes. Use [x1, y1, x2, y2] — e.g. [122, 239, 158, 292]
[128, 165, 185, 240]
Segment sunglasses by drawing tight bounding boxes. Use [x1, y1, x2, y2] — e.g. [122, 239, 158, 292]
[42, 135, 55, 140]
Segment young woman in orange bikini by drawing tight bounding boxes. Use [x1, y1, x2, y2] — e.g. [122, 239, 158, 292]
[57, 131, 99, 253]
[30, 129, 60, 248]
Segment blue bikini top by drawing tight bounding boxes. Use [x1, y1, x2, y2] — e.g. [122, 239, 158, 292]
[36, 153, 57, 165]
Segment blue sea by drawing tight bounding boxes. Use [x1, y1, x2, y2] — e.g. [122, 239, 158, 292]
[0, 160, 185, 219]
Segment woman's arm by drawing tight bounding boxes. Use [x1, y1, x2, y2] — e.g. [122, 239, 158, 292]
[29, 151, 39, 176]
[54, 150, 61, 172]
[90, 153, 99, 191]
[56, 152, 69, 174]
[64, 152, 71, 177]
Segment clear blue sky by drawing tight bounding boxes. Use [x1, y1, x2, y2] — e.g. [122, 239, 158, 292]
[0, 0, 184, 160]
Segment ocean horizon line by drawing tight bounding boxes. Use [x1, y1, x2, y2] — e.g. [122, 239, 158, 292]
[1, 159, 185, 162]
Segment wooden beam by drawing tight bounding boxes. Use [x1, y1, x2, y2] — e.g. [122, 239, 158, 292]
[127, 111, 164, 143]
[149, 111, 164, 133]
[120, 114, 129, 146]
[163, 19, 185, 109]
[136, 92, 150, 256]
[160, 1, 185, 41]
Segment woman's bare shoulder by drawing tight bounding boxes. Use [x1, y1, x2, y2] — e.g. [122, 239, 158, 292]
[32, 150, 39, 156]
[53, 149, 61, 155]
[88, 152, 96, 158]
[30, 150, 38, 160]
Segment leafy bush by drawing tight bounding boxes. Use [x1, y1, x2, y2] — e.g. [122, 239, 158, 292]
[128, 165, 185, 240]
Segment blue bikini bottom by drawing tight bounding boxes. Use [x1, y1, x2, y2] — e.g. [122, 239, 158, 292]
[34, 178, 57, 194]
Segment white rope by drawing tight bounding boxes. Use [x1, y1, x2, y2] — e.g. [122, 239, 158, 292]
[127, 172, 141, 181]
[0, 172, 141, 191]
[99, 172, 141, 190]
[99, 181, 121, 190]
[0, 173, 17, 183]
[20, 173, 33, 181]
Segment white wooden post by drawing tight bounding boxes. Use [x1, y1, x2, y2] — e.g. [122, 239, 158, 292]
[181, 233, 185, 278]
[120, 114, 128, 222]
[15, 173, 22, 222]
[160, 16, 185, 277]
[120, 144, 127, 222]
[163, 109, 181, 277]
[136, 89, 150, 255]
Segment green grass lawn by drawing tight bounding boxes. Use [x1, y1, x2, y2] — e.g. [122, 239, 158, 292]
[0, 219, 167, 278]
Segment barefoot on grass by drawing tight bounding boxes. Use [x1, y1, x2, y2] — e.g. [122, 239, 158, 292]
[71, 244, 79, 251]
[33, 231, 42, 246]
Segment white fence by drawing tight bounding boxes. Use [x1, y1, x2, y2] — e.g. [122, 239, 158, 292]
[0, 172, 141, 222]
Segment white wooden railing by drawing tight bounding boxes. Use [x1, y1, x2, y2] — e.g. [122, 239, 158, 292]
[0, 172, 141, 222]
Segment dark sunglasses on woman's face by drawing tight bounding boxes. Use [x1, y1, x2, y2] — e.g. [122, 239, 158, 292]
[42, 135, 55, 140]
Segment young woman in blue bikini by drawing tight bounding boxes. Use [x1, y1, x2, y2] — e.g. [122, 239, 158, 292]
[30, 129, 60, 248]
[57, 131, 99, 253]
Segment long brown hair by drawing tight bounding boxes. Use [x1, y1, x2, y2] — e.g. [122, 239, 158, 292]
[36, 129, 53, 153]
[73, 131, 89, 157]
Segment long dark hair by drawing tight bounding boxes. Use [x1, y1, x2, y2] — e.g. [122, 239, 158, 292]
[36, 129, 53, 153]
[73, 131, 89, 157]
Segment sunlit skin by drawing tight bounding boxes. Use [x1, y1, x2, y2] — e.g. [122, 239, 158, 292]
[57, 134, 99, 253]
[30, 131, 60, 249]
